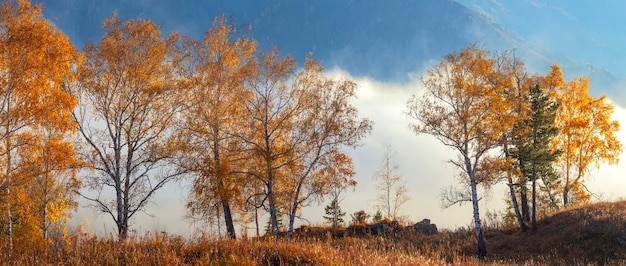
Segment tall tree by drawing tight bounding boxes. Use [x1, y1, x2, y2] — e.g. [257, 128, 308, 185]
[541, 65, 622, 207]
[238, 49, 298, 240]
[0, 0, 79, 254]
[492, 51, 533, 232]
[511, 85, 560, 232]
[372, 145, 410, 221]
[238, 51, 370, 240]
[284, 57, 371, 239]
[74, 13, 184, 239]
[406, 45, 509, 258]
[177, 16, 257, 239]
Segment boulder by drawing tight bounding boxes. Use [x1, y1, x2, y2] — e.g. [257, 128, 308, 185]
[390, 220, 400, 232]
[410, 218, 438, 234]
[350, 222, 390, 236]
[367, 223, 389, 236]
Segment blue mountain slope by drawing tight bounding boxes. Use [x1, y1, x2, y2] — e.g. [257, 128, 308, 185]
[38, 0, 622, 99]
[38, 1, 524, 79]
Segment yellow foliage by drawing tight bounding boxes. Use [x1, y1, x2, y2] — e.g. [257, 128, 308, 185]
[0, 0, 80, 252]
[545, 69, 622, 206]
[178, 17, 258, 239]
[75, 10, 183, 239]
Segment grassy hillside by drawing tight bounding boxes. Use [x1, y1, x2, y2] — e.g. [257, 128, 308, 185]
[486, 200, 626, 264]
[2, 201, 625, 265]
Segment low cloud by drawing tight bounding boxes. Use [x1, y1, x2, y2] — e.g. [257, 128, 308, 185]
[585, 100, 626, 201]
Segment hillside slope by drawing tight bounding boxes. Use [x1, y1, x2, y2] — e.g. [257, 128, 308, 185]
[486, 201, 626, 263]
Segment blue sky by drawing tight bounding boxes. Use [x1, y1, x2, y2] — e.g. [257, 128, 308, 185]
[34, 0, 626, 237]
[458, 0, 626, 75]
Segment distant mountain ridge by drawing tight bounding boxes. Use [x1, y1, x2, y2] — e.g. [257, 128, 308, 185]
[39, 0, 623, 100]
[41, 0, 526, 81]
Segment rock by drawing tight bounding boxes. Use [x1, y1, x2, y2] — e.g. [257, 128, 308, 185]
[390, 220, 400, 232]
[350, 222, 390, 236]
[367, 223, 389, 236]
[617, 232, 626, 245]
[411, 218, 438, 234]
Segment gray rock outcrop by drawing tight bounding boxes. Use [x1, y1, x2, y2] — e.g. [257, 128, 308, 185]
[408, 218, 438, 235]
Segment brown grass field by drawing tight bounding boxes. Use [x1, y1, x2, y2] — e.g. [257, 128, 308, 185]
[3, 200, 626, 265]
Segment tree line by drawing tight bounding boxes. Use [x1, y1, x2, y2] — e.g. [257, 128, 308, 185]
[0, 0, 372, 255]
[407, 45, 621, 258]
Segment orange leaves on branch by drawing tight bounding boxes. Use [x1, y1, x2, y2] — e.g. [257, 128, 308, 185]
[282, 55, 371, 238]
[407, 45, 515, 258]
[178, 16, 258, 239]
[544, 67, 622, 206]
[18, 131, 82, 240]
[75, 12, 184, 239]
[236, 48, 371, 239]
[0, 0, 80, 250]
[0, 0, 77, 128]
[409, 45, 507, 167]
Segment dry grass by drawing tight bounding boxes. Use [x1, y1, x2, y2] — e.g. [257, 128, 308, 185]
[2, 233, 459, 265]
[485, 200, 626, 265]
[2, 200, 626, 265]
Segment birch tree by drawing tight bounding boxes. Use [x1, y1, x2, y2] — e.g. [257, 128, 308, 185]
[0, 0, 79, 253]
[238, 49, 298, 240]
[285, 57, 371, 239]
[406, 45, 509, 258]
[373, 145, 410, 221]
[74, 13, 184, 239]
[541, 65, 622, 206]
[239, 51, 370, 240]
[19, 130, 82, 241]
[178, 16, 257, 239]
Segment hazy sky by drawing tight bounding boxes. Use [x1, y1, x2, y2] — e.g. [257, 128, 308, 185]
[37, 1, 626, 237]
[457, 0, 626, 72]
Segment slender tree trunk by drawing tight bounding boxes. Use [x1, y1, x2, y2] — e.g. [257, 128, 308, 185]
[5, 186, 12, 257]
[504, 141, 527, 232]
[333, 212, 338, 234]
[213, 127, 237, 239]
[562, 149, 572, 207]
[520, 184, 531, 223]
[287, 181, 304, 239]
[4, 134, 14, 256]
[507, 177, 528, 232]
[222, 201, 236, 239]
[3, 98, 13, 257]
[531, 178, 537, 232]
[216, 162, 236, 239]
[386, 179, 391, 219]
[42, 179, 50, 240]
[123, 175, 131, 240]
[5, 139, 12, 256]
[562, 184, 570, 207]
[116, 184, 127, 239]
[267, 178, 279, 240]
[464, 148, 486, 259]
[43, 201, 48, 240]
[6, 197, 11, 256]
[262, 101, 279, 240]
[470, 175, 487, 259]
[254, 196, 260, 237]
[216, 207, 222, 237]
